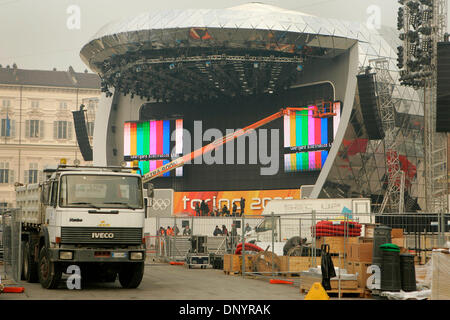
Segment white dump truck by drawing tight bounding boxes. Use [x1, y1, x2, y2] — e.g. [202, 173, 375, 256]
[15, 164, 147, 289]
[246, 198, 373, 255]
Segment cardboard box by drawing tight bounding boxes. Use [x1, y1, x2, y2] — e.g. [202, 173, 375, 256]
[223, 254, 253, 272]
[346, 261, 355, 274]
[391, 228, 404, 238]
[363, 224, 377, 238]
[316, 236, 358, 255]
[347, 243, 373, 262]
[280, 256, 312, 273]
[358, 237, 374, 244]
[391, 237, 404, 247]
[352, 261, 372, 289]
[223, 254, 240, 272]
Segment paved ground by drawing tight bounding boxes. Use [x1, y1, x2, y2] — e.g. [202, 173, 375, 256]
[1, 264, 307, 300]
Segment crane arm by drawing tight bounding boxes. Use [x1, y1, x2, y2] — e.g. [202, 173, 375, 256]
[141, 105, 335, 183]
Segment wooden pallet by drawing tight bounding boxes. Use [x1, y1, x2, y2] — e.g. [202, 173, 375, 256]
[300, 287, 366, 298]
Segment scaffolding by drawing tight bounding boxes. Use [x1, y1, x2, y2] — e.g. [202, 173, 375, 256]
[370, 59, 405, 213]
[424, 0, 449, 214]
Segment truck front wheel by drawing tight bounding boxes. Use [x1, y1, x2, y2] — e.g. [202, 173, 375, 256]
[38, 246, 62, 289]
[118, 262, 144, 288]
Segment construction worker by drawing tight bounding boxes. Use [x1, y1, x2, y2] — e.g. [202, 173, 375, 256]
[166, 226, 174, 236]
[232, 202, 237, 216]
[240, 197, 246, 216]
[213, 225, 222, 236]
[195, 202, 201, 216]
[183, 225, 191, 236]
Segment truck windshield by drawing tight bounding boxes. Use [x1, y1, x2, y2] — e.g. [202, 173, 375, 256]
[59, 174, 143, 209]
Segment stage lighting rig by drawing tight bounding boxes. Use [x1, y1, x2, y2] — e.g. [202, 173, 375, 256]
[398, 7, 405, 30]
[419, 0, 432, 6]
[419, 26, 432, 35]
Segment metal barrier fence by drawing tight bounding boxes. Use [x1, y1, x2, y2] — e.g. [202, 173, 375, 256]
[144, 215, 264, 262]
[1, 208, 22, 284]
[145, 212, 450, 274]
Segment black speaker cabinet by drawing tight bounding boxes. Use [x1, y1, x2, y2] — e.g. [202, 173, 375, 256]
[72, 110, 93, 161]
[357, 74, 385, 140]
[437, 42, 450, 132]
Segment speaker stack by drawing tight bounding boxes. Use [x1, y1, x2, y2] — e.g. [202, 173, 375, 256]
[72, 110, 93, 161]
[436, 42, 450, 132]
[357, 73, 385, 140]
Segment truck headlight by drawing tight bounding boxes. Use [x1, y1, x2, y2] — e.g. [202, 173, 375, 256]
[59, 251, 73, 260]
[130, 252, 143, 260]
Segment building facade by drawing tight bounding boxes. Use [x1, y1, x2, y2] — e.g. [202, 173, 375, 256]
[0, 65, 100, 207]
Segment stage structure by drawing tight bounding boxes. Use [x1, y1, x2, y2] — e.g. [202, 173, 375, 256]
[397, 0, 448, 213]
[81, 3, 430, 213]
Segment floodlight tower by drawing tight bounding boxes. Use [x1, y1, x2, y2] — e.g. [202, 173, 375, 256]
[397, 0, 448, 213]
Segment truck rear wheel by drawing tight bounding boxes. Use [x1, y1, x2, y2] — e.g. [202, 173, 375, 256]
[38, 246, 62, 289]
[23, 241, 39, 283]
[118, 262, 144, 288]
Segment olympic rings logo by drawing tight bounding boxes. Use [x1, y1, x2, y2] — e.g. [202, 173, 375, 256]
[151, 198, 171, 211]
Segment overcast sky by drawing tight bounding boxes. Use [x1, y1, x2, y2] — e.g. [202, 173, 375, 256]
[0, 0, 447, 72]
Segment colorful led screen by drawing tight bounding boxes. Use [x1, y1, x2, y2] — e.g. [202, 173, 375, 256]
[123, 119, 183, 177]
[284, 102, 341, 172]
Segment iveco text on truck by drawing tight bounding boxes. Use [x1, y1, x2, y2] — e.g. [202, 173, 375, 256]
[15, 164, 147, 289]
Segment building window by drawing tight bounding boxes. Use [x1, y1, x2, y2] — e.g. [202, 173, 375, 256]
[26, 120, 42, 138]
[0, 163, 9, 184]
[0, 202, 7, 209]
[2, 99, 11, 108]
[87, 99, 98, 111]
[31, 100, 40, 109]
[87, 122, 95, 136]
[25, 163, 39, 184]
[1, 118, 15, 137]
[54, 121, 72, 140]
[59, 101, 68, 110]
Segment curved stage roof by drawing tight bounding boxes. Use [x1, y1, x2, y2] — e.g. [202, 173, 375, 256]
[80, 3, 365, 102]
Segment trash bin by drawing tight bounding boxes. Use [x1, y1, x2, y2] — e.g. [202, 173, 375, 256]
[400, 253, 416, 292]
[380, 243, 401, 292]
[372, 225, 392, 268]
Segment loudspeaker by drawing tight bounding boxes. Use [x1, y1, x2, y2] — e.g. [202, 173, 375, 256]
[437, 42, 450, 132]
[357, 74, 385, 140]
[72, 110, 93, 161]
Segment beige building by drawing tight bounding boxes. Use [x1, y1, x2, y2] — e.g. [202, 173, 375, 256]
[0, 65, 100, 208]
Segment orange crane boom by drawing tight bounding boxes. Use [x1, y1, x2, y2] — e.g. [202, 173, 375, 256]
[141, 105, 335, 183]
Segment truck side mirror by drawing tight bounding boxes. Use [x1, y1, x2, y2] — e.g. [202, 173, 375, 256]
[144, 198, 148, 218]
[146, 183, 154, 199]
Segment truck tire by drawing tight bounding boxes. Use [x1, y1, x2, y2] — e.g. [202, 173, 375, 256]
[23, 241, 39, 283]
[118, 262, 144, 289]
[38, 246, 62, 289]
[104, 271, 117, 282]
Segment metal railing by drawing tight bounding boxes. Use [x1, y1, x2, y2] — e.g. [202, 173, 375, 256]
[1, 208, 22, 284]
[145, 212, 450, 279]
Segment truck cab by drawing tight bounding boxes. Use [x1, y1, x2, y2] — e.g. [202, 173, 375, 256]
[18, 165, 147, 289]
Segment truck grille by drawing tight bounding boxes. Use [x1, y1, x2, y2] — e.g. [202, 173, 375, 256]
[61, 227, 142, 245]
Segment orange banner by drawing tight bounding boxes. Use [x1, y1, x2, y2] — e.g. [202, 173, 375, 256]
[173, 189, 300, 216]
